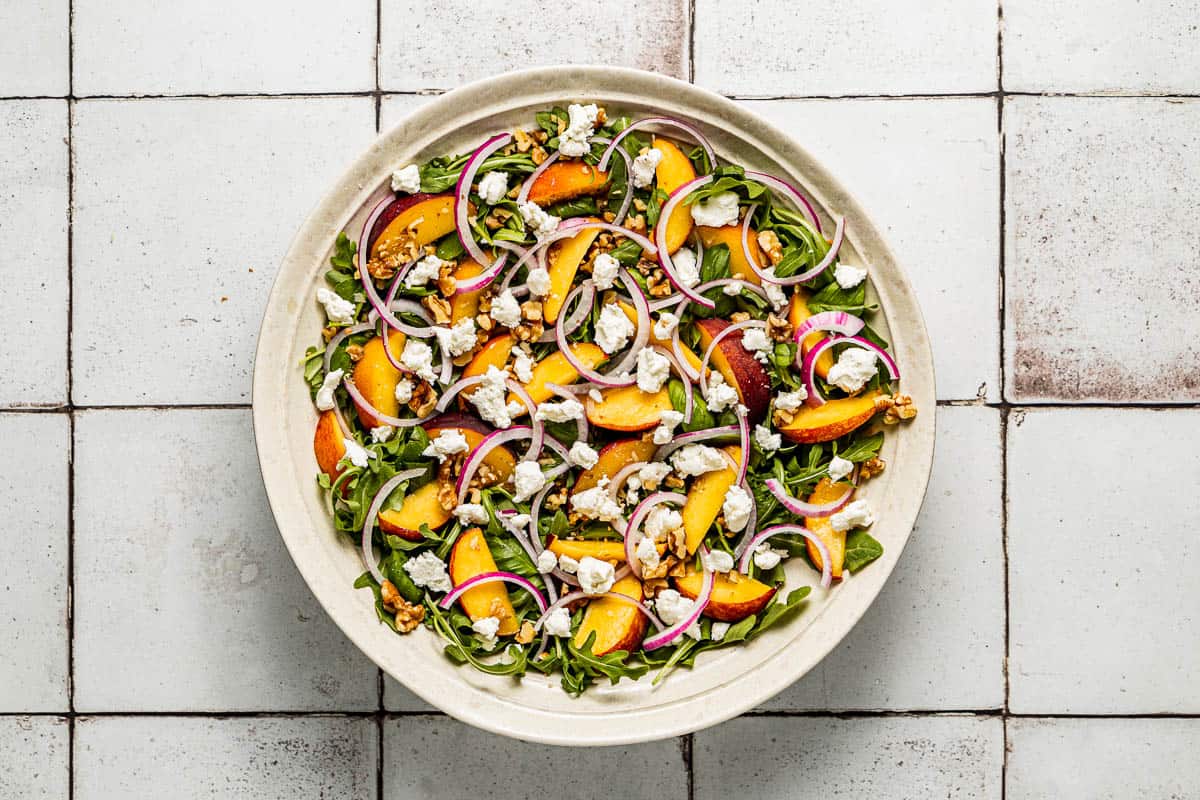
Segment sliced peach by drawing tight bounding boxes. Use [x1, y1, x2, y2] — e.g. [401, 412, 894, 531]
[448, 527, 518, 635]
[313, 409, 346, 484]
[681, 446, 741, 554]
[352, 333, 405, 429]
[423, 413, 516, 485]
[696, 225, 763, 286]
[694, 318, 771, 423]
[368, 193, 457, 261]
[574, 574, 647, 656]
[805, 478, 852, 580]
[545, 219, 602, 323]
[547, 536, 626, 563]
[788, 291, 833, 379]
[652, 137, 696, 253]
[526, 161, 609, 207]
[778, 392, 881, 444]
[450, 260, 485, 324]
[508, 343, 607, 409]
[585, 385, 674, 432]
[378, 480, 451, 541]
[616, 300, 704, 375]
[573, 438, 659, 495]
[675, 568, 777, 622]
[461, 335, 513, 399]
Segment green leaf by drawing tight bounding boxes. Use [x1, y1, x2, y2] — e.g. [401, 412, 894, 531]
[807, 280, 872, 315]
[837, 432, 884, 463]
[699, 242, 731, 284]
[609, 238, 644, 266]
[843, 531, 884, 573]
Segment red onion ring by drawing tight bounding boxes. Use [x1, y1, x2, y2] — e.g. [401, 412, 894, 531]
[454, 427, 533, 506]
[744, 170, 822, 234]
[590, 137, 634, 224]
[623, 491, 687, 578]
[516, 151, 560, 203]
[652, 425, 740, 461]
[343, 377, 436, 428]
[764, 477, 853, 519]
[439, 570, 549, 613]
[596, 116, 717, 174]
[357, 197, 441, 337]
[752, 215, 845, 287]
[736, 524, 833, 589]
[323, 322, 374, 374]
[643, 549, 715, 651]
[670, 327, 700, 382]
[554, 284, 634, 388]
[733, 405, 750, 484]
[792, 310, 865, 344]
[653, 345, 694, 421]
[654, 175, 716, 308]
[603, 270, 652, 378]
[454, 133, 513, 290]
[692, 277, 770, 304]
[801, 335, 900, 407]
[532, 586, 663, 658]
[605, 461, 651, 504]
[361, 468, 428, 584]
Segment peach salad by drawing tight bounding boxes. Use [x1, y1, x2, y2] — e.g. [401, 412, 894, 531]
[305, 103, 917, 694]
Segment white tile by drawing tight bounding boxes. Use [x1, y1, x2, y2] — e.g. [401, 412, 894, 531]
[695, 715, 1003, 799]
[1004, 0, 1200, 94]
[746, 98, 1000, 400]
[0, 717, 69, 798]
[379, 0, 689, 91]
[75, 716, 377, 799]
[0, 100, 69, 407]
[73, 409, 379, 711]
[0, 1, 68, 96]
[1005, 97, 1200, 403]
[378, 93, 434, 133]
[695, 0, 997, 97]
[383, 716, 687, 798]
[71, 97, 375, 405]
[73, 0, 375, 95]
[1008, 717, 1200, 799]
[0, 414, 70, 712]
[762, 406, 1004, 711]
[382, 674, 435, 712]
[1008, 408, 1200, 713]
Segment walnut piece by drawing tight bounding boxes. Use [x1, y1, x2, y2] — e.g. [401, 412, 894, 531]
[381, 581, 425, 633]
[766, 312, 794, 342]
[859, 456, 886, 480]
[422, 295, 452, 325]
[515, 621, 536, 645]
[876, 393, 918, 425]
[757, 229, 785, 265]
[345, 343, 364, 362]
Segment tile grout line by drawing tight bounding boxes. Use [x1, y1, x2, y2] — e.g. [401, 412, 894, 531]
[66, 0, 77, 795]
[997, 4, 1010, 798]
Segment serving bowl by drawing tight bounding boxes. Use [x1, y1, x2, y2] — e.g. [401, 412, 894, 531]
[253, 65, 935, 745]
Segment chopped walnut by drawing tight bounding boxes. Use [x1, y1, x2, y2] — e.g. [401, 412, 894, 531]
[474, 462, 497, 489]
[667, 527, 687, 559]
[531, 146, 549, 165]
[513, 128, 535, 153]
[369, 231, 420, 280]
[543, 485, 568, 511]
[515, 620, 536, 645]
[532, 129, 549, 144]
[632, 197, 647, 213]
[730, 311, 751, 324]
[756, 229, 785, 265]
[773, 408, 795, 427]
[321, 326, 337, 342]
[410, 381, 438, 418]
[345, 343, 364, 362]
[667, 559, 689, 578]
[422, 295, 452, 325]
[726, 570, 741, 584]
[859, 456, 886, 480]
[520, 300, 543, 323]
[513, 321, 544, 342]
[484, 214, 503, 230]
[766, 312, 793, 342]
[381, 582, 425, 633]
[602, 211, 616, 223]
[476, 313, 494, 332]
[595, 106, 608, 125]
[642, 555, 676, 581]
[876, 393, 918, 425]
[664, 474, 685, 490]
[642, 577, 670, 598]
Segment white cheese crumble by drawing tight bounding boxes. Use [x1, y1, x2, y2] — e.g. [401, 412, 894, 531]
[570, 478, 624, 522]
[689, 191, 740, 228]
[511, 460, 547, 503]
[403, 551, 452, 593]
[703, 549, 735, 573]
[721, 484, 753, 532]
[370, 425, 393, 443]
[591, 252, 620, 291]
[434, 318, 477, 358]
[542, 606, 572, 637]
[638, 461, 673, 490]
[536, 549, 559, 574]
[760, 267, 788, 309]
[827, 347, 878, 393]
[535, 397, 584, 423]
[576, 556, 616, 595]
[453, 503, 489, 525]
[636, 347, 671, 393]
[754, 424, 782, 452]
[652, 408, 684, 445]
[512, 349, 534, 383]
[710, 621, 731, 641]
[422, 429, 469, 462]
[636, 536, 660, 571]
[588, 388, 604, 404]
[828, 455, 854, 482]
[595, 302, 635, 354]
[753, 542, 786, 570]
[722, 282, 742, 296]
[557, 554, 580, 574]
[315, 369, 343, 411]
[393, 377, 414, 405]
[526, 267, 551, 298]
[775, 388, 807, 411]
[741, 327, 771, 363]
[518, 201, 561, 239]
[316, 287, 356, 326]
[671, 444, 727, 477]
[704, 372, 740, 413]
[830, 499, 875, 533]
[342, 437, 373, 468]
[489, 288, 523, 328]
[471, 615, 501, 647]
[400, 339, 437, 383]
[654, 589, 700, 640]
[467, 365, 514, 429]
[653, 311, 680, 340]
[630, 147, 663, 189]
[390, 164, 421, 194]
[557, 103, 599, 157]
[644, 505, 682, 542]
[404, 254, 446, 289]
[568, 440, 599, 469]
[834, 263, 868, 289]
[476, 170, 509, 205]
[672, 247, 700, 288]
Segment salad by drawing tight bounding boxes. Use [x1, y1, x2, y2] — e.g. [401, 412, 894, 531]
[306, 103, 917, 695]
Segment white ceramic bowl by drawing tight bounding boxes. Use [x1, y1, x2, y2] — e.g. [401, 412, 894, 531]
[253, 66, 936, 745]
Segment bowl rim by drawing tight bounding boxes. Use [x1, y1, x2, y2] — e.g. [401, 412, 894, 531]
[253, 65, 936, 745]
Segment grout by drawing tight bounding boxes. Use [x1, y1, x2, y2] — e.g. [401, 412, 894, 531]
[374, 0, 382, 132]
[687, 0, 697, 85]
[66, 1, 76, 794]
[683, 733, 694, 799]
[9, 709, 1200, 720]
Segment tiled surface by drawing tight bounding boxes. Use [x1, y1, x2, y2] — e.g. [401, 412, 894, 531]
[4, 2, 1199, 798]
[1007, 408, 1200, 714]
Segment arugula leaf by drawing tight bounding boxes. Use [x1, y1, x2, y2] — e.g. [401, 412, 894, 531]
[547, 196, 598, 217]
[699, 242, 732, 284]
[837, 432, 884, 463]
[609, 238, 645, 266]
[843, 531, 884, 573]
[749, 587, 812, 638]
[807, 280, 873, 315]
[669, 378, 714, 432]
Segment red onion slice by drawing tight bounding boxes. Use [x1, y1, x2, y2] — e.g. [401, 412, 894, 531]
[554, 286, 634, 389]
[801, 335, 900, 407]
[602, 270, 652, 378]
[792, 310, 865, 344]
[691, 277, 770, 304]
[764, 477, 853, 519]
[534, 589, 664, 632]
[755, 215, 845, 286]
[670, 328, 701, 382]
[736, 524, 833, 589]
[733, 405, 750, 484]
[654, 175, 717, 308]
[744, 170, 822, 234]
[454, 426, 533, 506]
[652, 425, 740, 461]
[439, 570, 549, 613]
[653, 345, 694, 422]
[592, 138, 634, 225]
[605, 460, 651, 503]
[361, 468, 428, 584]
[642, 550, 715, 651]
[596, 116, 716, 174]
[323, 322, 374, 374]
[516, 151, 560, 203]
[343, 377, 436, 428]
[623, 491, 687, 579]
[454, 133, 513, 275]
[357, 196, 441, 337]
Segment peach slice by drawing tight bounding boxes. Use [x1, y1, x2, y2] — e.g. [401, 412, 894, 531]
[545, 219, 602, 323]
[572, 438, 659, 495]
[547, 537, 627, 564]
[423, 413, 516, 485]
[450, 260, 486, 324]
[652, 137, 697, 253]
[616, 300, 704, 375]
[778, 392, 881, 444]
[681, 445, 741, 554]
[574, 574, 647, 656]
[448, 527, 519, 635]
[585, 385, 674, 432]
[526, 162, 610, 207]
[352, 333, 405, 429]
[695, 225, 763, 286]
[377, 480, 451, 541]
[313, 409, 347, 484]
[694, 318, 771, 423]
[788, 291, 833, 379]
[461, 335, 513, 399]
[805, 478, 851, 580]
[507, 343, 607, 409]
[368, 193, 457, 261]
[675, 568, 777, 622]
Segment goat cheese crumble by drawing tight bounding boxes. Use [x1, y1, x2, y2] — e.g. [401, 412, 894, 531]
[518, 201, 560, 239]
[403, 551, 452, 593]
[830, 499, 875, 533]
[704, 372, 740, 413]
[434, 318, 477, 358]
[557, 103, 599, 157]
[591, 252, 620, 291]
[489, 288, 523, 329]
[542, 606, 572, 637]
[570, 478, 624, 522]
[577, 556, 616, 595]
[671, 444, 726, 477]
[654, 589, 701, 640]
[342, 437, 373, 468]
[511, 461, 547, 503]
[721, 484, 753, 532]
[526, 267, 551, 298]
[568, 440, 599, 469]
[636, 347, 671, 393]
[390, 164, 421, 194]
[595, 303, 635, 354]
[400, 339, 438, 383]
[535, 397, 584, 423]
[630, 147, 663, 189]
[833, 263, 867, 289]
[405, 254, 446, 289]
[315, 369, 343, 411]
[422, 429, 469, 462]
[689, 191, 740, 227]
[827, 347, 878, 393]
[453, 503, 489, 525]
[476, 170, 509, 205]
[754, 424, 782, 452]
[828, 455, 854, 482]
